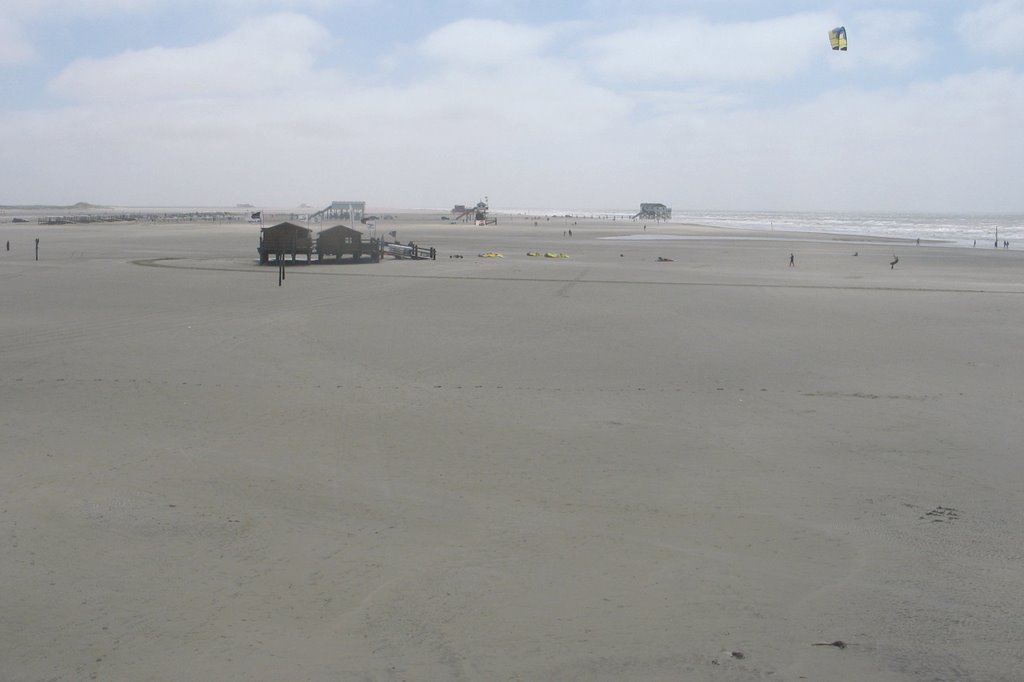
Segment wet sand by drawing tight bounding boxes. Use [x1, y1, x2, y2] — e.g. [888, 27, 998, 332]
[2, 212, 1023, 681]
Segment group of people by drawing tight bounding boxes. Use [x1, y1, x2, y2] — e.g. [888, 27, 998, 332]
[788, 251, 900, 269]
[4, 238, 40, 257]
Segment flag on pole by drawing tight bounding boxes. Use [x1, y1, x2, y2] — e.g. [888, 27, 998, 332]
[250, 211, 262, 221]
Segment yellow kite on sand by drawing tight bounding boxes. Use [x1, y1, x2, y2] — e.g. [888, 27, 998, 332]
[545, 252, 569, 259]
[479, 252, 504, 258]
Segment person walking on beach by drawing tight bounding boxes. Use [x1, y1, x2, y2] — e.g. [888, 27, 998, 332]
[890, 255, 899, 269]
[789, 253, 795, 267]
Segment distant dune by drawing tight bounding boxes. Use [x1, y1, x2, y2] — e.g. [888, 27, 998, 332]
[0, 201, 105, 210]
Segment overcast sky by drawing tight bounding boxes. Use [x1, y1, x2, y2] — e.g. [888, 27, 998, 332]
[1, 0, 1022, 212]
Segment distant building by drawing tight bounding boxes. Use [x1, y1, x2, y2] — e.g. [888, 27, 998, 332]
[633, 203, 672, 221]
[307, 201, 366, 223]
[451, 199, 491, 224]
[327, 201, 365, 222]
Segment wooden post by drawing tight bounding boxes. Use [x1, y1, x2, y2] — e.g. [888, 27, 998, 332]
[35, 237, 39, 261]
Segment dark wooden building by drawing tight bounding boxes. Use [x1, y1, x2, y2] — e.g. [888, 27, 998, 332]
[258, 222, 313, 264]
[316, 224, 368, 261]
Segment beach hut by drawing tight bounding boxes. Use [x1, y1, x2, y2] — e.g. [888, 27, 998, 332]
[258, 222, 313, 264]
[316, 224, 366, 261]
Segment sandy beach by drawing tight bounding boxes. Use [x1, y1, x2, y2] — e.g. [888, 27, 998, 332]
[2, 212, 1023, 681]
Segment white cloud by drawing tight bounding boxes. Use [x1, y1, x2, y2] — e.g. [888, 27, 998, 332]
[0, 15, 35, 65]
[0, 0, 164, 67]
[583, 13, 829, 83]
[6, 0, 348, 15]
[5, 0, 161, 19]
[842, 10, 930, 70]
[625, 68, 1024, 211]
[408, 19, 631, 140]
[9, 62, 1020, 210]
[2, 8, 1023, 210]
[0, 1, 344, 71]
[958, 0, 1024, 55]
[49, 13, 331, 101]
[219, 0, 358, 8]
[420, 19, 557, 67]
[3, 13, 632, 205]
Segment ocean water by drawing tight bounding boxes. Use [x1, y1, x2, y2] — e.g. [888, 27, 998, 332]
[670, 210, 1024, 248]
[507, 208, 1023, 247]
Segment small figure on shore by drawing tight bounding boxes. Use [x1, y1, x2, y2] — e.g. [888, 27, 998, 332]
[916, 238, 920, 245]
[890, 255, 899, 269]
[568, 229, 572, 237]
[789, 253, 795, 267]
[853, 251, 858, 257]
[974, 240, 977, 247]
[5, 240, 8, 251]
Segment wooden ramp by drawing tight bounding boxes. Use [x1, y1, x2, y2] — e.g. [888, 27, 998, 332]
[381, 242, 436, 260]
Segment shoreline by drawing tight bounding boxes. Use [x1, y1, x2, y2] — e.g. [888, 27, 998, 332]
[4, 204, 1020, 244]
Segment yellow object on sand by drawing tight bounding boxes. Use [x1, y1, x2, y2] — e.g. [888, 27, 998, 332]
[479, 252, 504, 258]
[544, 252, 569, 259]
[527, 252, 542, 257]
